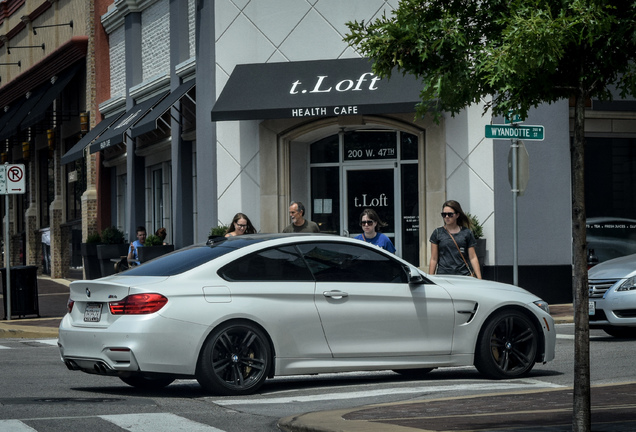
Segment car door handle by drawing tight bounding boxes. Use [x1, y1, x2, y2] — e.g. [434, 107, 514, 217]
[323, 290, 348, 299]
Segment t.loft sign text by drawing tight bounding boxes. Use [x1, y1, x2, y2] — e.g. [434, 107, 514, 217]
[290, 72, 380, 118]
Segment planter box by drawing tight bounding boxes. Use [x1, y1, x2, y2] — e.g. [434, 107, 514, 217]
[97, 244, 130, 277]
[138, 245, 175, 263]
[81, 243, 102, 280]
[475, 238, 486, 269]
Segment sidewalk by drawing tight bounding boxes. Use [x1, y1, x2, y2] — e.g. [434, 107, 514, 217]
[0, 274, 72, 338]
[279, 382, 636, 432]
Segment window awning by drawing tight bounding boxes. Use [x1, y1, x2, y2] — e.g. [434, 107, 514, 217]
[0, 86, 47, 142]
[89, 92, 169, 154]
[60, 112, 125, 165]
[0, 62, 82, 142]
[130, 80, 195, 138]
[21, 62, 83, 130]
[210, 58, 423, 122]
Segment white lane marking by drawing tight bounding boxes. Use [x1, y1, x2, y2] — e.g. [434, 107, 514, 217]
[215, 380, 565, 405]
[31, 339, 58, 346]
[100, 413, 226, 432]
[0, 345, 10, 349]
[557, 334, 574, 339]
[0, 419, 37, 431]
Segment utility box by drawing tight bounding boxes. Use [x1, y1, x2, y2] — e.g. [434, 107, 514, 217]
[1, 266, 39, 319]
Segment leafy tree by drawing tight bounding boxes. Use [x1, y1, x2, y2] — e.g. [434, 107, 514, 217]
[346, 1, 636, 430]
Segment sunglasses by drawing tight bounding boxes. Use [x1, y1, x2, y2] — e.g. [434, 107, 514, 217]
[441, 212, 456, 218]
[360, 220, 375, 226]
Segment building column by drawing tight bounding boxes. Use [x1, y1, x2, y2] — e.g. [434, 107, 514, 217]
[50, 142, 65, 279]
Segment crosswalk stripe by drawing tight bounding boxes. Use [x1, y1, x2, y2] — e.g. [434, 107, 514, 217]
[0, 419, 37, 431]
[99, 413, 226, 432]
[215, 379, 566, 405]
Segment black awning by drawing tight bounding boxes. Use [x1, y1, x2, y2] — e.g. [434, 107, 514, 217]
[89, 92, 169, 154]
[61, 112, 125, 165]
[21, 62, 83, 129]
[0, 86, 47, 141]
[0, 62, 82, 141]
[210, 58, 423, 122]
[130, 80, 195, 138]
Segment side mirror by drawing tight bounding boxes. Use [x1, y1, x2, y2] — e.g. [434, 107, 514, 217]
[406, 266, 426, 284]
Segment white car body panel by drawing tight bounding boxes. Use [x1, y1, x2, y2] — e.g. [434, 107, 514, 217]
[58, 234, 556, 389]
[589, 253, 636, 328]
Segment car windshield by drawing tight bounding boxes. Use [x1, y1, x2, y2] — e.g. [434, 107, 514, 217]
[122, 237, 265, 276]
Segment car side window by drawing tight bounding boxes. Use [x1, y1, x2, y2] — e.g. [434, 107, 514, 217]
[219, 245, 314, 281]
[296, 242, 408, 283]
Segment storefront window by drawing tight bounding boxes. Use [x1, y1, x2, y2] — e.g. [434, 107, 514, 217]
[311, 166, 340, 234]
[38, 150, 53, 227]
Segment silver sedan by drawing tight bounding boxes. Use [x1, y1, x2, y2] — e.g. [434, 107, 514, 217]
[59, 234, 556, 395]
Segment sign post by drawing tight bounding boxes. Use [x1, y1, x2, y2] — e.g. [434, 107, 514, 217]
[1, 163, 26, 321]
[486, 123, 544, 286]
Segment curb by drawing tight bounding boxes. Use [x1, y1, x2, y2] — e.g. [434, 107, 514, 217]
[0, 322, 60, 339]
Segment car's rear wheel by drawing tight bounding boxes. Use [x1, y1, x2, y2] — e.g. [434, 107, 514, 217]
[603, 327, 636, 338]
[475, 310, 538, 379]
[119, 375, 175, 389]
[197, 321, 271, 396]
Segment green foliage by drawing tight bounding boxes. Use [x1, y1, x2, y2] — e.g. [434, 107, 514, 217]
[466, 213, 483, 240]
[210, 225, 229, 237]
[144, 234, 163, 246]
[100, 226, 125, 244]
[344, 0, 636, 121]
[86, 233, 102, 244]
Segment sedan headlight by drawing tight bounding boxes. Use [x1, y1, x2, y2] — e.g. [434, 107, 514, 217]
[533, 300, 550, 314]
[617, 276, 636, 292]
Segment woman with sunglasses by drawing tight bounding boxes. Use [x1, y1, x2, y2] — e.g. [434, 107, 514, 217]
[428, 200, 482, 278]
[225, 212, 257, 237]
[355, 208, 396, 253]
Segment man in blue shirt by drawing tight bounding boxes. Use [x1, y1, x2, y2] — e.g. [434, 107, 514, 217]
[127, 226, 147, 265]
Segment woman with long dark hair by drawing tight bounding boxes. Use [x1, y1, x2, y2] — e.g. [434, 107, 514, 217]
[428, 200, 481, 278]
[225, 213, 257, 237]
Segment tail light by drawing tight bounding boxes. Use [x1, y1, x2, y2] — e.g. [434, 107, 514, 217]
[67, 299, 74, 313]
[109, 293, 168, 315]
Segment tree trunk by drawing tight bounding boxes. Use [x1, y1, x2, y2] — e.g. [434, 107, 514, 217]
[572, 87, 591, 431]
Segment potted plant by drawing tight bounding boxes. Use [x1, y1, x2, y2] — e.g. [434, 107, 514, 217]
[467, 213, 486, 269]
[80, 232, 102, 280]
[137, 234, 175, 263]
[96, 226, 128, 277]
[209, 225, 229, 238]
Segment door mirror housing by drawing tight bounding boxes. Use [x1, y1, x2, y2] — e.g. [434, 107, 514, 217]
[405, 266, 426, 284]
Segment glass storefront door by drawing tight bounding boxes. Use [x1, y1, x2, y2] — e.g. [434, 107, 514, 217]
[309, 129, 420, 265]
[345, 166, 397, 252]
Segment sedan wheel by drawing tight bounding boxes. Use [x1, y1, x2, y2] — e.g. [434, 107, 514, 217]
[197, 322, 271, 396]
[475, 310, 538, 379]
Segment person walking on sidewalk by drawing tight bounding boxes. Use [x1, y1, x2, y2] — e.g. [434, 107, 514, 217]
[429, 200, 481, 278]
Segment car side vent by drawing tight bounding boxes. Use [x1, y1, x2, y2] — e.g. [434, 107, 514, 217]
[457, 302, 478, 323]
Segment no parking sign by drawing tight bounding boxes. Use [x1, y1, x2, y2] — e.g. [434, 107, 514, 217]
[0, 164, 26, 194]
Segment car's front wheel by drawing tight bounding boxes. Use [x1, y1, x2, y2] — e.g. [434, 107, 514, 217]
[196, 321, 271, 395]
[475, 310, 538, 379]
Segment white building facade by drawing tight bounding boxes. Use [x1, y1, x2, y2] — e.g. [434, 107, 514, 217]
[66, 0, 636, 304]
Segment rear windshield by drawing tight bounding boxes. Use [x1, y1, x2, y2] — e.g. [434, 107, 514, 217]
[121, 240, 248, 276]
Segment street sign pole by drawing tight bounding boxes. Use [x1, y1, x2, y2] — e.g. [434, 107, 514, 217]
[0, 163, 27, 321]
[487, 122, 545, 286]
[511, 140, 519, 286]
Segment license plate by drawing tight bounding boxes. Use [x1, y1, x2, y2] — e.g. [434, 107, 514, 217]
[589, 301, 595, 316]
[84, 303, 103, 322]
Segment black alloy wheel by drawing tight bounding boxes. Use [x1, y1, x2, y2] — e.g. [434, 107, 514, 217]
[475, 310, 538, 379]
[197, 321, 271, 395]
